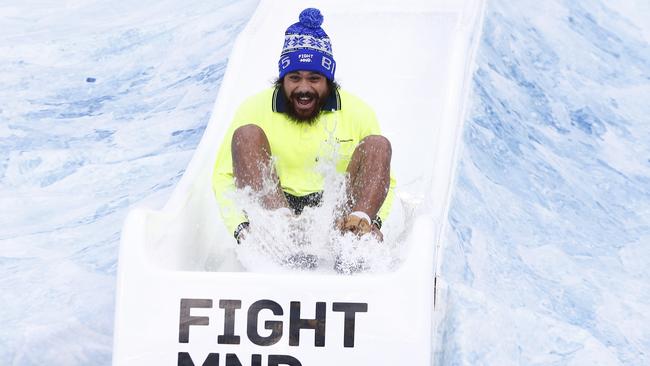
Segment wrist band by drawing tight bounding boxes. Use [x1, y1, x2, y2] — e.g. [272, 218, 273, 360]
[372, 216, 382, 230]
[234, 222, 250, 244]
[350, 211, 371, 225]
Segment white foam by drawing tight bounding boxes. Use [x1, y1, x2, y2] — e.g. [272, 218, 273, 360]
[231, 119, 400, 274]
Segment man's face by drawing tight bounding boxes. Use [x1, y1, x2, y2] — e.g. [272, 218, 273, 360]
[282, 71, 330, 123]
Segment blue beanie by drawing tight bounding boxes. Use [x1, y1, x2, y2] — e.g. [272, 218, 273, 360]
[278, 8, 336, 81]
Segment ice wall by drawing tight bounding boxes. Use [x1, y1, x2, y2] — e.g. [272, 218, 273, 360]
[1, 0, 649, 364]
[0, 1, 257, 363]
[436, 1, 650, 365]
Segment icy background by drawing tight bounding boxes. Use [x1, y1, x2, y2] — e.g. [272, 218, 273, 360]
[0, 0, 257, 363]
[1, 0, 649, 364]
[436, 1, 650, 365]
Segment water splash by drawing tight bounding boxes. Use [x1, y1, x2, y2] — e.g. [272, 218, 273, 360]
[230, 115, 398, 274]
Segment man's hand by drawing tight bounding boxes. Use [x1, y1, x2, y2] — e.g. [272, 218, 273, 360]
[336, 212, 383, 242]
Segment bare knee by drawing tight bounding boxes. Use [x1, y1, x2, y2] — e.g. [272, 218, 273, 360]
[233, 124, 266, 142]
[360, 135, 392, 156]
[232, 124, 268, 150]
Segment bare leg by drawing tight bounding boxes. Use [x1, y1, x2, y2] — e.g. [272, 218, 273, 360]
[231, 124, 289, 210]
[345, 135, 392, 219]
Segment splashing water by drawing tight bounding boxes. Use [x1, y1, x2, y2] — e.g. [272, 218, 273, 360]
[230, 115, 400, 274]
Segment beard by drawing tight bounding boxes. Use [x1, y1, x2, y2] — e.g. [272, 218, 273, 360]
[282, 88, 326, 125]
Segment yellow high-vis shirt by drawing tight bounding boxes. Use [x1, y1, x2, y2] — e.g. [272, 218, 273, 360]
[212, 87, 395, 233]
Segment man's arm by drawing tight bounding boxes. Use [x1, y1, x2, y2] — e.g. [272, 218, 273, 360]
[212, 91, 271, 235]
[212, 121, 248, 235]
[347, 92, 396, 223]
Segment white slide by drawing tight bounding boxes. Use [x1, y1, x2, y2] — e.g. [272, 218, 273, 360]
[112, 0, 485, 364]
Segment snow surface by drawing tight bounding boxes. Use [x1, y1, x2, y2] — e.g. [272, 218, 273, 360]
[1, 0, 649, 364]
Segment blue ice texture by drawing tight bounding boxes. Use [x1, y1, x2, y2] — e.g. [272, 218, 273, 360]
[0, 0, 648, 364]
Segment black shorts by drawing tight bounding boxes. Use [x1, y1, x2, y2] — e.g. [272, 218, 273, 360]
[282, 191, 382, 229]
[284, 191, 323, 215]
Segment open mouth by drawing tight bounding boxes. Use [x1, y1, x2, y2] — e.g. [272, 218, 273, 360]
[292, 92, 318, 114]
[297, 95, 314, 106]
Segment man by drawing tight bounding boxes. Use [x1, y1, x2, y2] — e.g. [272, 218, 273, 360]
[212, 8, 395, 245]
